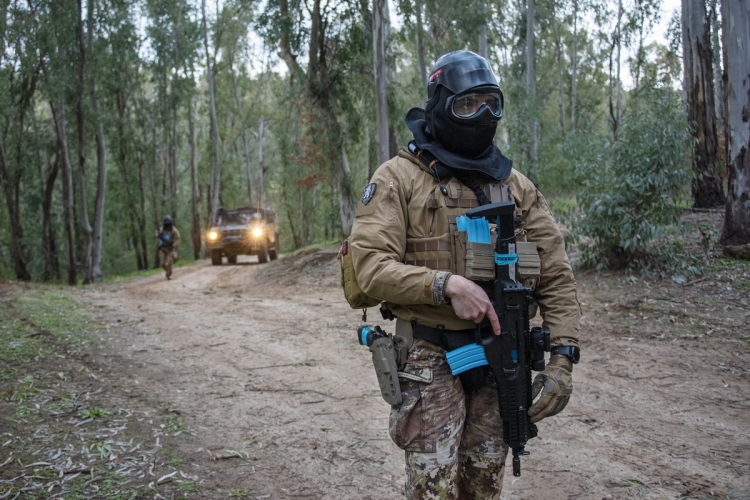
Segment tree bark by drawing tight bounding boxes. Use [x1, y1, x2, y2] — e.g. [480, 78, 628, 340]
[0, 129, 30, 281]
[229, 61, 254, 207]
[257, 118, 266, 207]
[202, 0, 222, 224]
[682, 0, 725, 208]
[719, 0, 750, 254]
[709, 0, 723, 131]
[571, 0, 578, 131]
[87, 0, 107, 282]
[75, 0, 94, 284]
[478, 0, 487, 58]
[415, 0, 427, 88]
[51, 100, 78, 285]
[188, 92, 203, 259]
[553, 17, 566, 135]
[373, 0, 390, 165]
[525, 0, 538, 185]
[41, 154, 61, 281]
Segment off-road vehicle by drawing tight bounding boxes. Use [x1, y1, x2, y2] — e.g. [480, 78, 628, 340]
[206, 207, 280, 265]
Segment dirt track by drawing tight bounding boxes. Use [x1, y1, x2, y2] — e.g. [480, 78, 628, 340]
[75, 247, 750, 499]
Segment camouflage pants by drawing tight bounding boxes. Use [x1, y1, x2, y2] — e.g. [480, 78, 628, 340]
[158, 248, 177, 275]
[389, 339, 508, 500]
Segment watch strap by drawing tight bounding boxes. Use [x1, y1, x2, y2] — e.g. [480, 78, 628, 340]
[551, 345, 580, 364]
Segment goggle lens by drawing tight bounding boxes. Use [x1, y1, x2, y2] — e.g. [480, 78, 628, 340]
[451, 92, 503, 118]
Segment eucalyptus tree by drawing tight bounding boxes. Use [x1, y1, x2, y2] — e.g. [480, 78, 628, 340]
[100, 0, 152, 270]
[682, 0, 725, 208]
[145, 0, 200, 230]
[719, 0, 750, 258]
[256, 0, 373, 237]
[0, 0, 35, 281]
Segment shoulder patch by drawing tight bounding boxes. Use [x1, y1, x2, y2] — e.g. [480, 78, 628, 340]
[361, 183, 377, 205]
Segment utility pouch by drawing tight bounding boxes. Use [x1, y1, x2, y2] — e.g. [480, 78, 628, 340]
[369, 336, 403, 406]
[517, 241, 541, 286]
[450, 222, 495, 281]
[338, 239, 381, 310]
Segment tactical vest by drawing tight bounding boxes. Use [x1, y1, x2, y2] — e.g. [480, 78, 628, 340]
[399, 150, 541, 290]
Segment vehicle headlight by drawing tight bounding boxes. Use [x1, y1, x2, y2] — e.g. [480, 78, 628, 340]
[208, 230, 218, 241]
[252, 227, 263, 238]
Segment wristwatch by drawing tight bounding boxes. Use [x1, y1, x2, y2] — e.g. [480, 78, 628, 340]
[551, 345, 580, 364]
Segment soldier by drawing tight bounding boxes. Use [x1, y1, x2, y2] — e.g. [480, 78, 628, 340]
[155, 215, 181, 280]
[349, 50, 580, 498]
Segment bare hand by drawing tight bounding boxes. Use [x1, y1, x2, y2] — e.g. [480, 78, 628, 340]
[444, 275, 501, 335]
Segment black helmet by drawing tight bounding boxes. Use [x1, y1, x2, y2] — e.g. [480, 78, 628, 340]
[163, 215, 173, 229]
[424, 50, 504, 158]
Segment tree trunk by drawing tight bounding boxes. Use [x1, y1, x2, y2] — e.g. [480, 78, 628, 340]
[719, 0, 750, 255]
[51, 100, 78, 285]
[87, 0, 106, 282]
[682, 0, 725, 208]
[42, 155, 61, 281]
[553, 17, 566, 135]
[75, 0, 93, 284]
[478, 0, 488, 58]
[571, 0, 578, 132]
[230, 64, 254, 207]
[415, 0, 427, 88]
[257, 118, 265, 207]
[609, 0, 623, 140]
[525, 0, 538, 185]
[188, 92, 203, 259]
[373, 0, 390, 165]
[202, 0, 222, 224]
[709, 0, 723, 132]
[0, 130, 30, 281]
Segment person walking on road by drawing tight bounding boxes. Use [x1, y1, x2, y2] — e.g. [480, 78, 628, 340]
[155, 215, 181, 280]
[348, 50, 581, 499]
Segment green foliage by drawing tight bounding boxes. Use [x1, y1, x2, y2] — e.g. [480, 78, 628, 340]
[163, 415, 188, 435]
[167, 458, 187, 467]
[568, 87, 692, 270]
[79, 407, 109, 419]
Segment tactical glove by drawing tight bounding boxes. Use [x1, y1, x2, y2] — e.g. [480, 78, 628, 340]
[528, 354, 573, 423]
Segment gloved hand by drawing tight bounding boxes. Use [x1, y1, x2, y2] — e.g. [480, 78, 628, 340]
[528, 354, 573, 423]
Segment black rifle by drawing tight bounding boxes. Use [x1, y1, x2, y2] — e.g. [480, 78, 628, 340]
[465, 201, 550, 477]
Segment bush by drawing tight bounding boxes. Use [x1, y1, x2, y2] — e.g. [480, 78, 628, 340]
[569, 87, 692, 270]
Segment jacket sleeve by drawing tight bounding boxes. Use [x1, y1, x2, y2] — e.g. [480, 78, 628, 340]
[517, 179, 580, 348]
[349, 160, 439, 305]
[173, 228, 181, 250]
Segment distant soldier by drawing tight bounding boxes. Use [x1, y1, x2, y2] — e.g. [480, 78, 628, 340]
[155, 215, 181, 279]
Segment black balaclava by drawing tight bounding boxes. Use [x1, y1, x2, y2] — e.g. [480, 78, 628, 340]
[425, 86, 499, 158]
[405, 50, 512, 182]
[163, 215, 173, 231]
[424, 50, 504, 158]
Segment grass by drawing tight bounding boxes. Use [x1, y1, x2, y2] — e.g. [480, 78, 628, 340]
[0, 283, 198, 499]
[0, 289, 100, 381]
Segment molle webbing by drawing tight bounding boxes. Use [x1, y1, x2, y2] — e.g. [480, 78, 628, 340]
[444, 197, 482, 209]
[404, 240, 453, 272]
[406, 240, 452, 252]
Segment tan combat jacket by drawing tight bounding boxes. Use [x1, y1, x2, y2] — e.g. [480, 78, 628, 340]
[350, 149, 579, 348]
[156, 227, 181, 254]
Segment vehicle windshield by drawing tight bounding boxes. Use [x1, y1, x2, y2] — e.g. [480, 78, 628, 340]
[217, 211, 272, 225]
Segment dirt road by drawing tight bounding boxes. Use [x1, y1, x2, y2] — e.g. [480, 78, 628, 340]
[75, 247, 750, 499]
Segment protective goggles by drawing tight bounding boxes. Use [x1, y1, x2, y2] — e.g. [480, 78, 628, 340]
[447, 92, 503, 119]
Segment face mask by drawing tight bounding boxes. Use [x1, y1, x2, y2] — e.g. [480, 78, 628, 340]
[425, 87, 498, 158]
